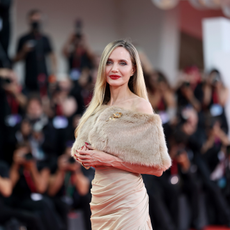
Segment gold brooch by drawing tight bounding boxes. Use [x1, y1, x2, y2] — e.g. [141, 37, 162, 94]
[109, 112, 122, 120]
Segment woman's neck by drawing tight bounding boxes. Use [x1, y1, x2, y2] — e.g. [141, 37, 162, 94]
[107, 85, 134, 106]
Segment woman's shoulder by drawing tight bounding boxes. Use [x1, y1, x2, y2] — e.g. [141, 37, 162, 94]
[131, 97, 154, 115]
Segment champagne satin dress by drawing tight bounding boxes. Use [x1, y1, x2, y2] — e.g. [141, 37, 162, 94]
[90, 166, 153, 230]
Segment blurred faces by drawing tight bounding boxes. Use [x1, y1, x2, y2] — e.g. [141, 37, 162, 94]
[29, 12, 42, 31]
[183, 66, 201, 85]
[209, 71, 222, 86]
[27, 99, 43, 120]
[21, 120, 32, 138]
[105, 47, 134, 88]
[57, 79, 72, 95]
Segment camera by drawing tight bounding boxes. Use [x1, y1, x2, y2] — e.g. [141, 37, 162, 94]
[0, 77, 12, 87]
[212, 74, 220, 84]
[157, 75, 164, 83]
[226, 145, 230, 156]
[24, 152, 34, 161]
[75, 19, 82, 39]
[176, 148, 186, 156]
[68, 157, 76, 164]
[182, 81, 190, 87]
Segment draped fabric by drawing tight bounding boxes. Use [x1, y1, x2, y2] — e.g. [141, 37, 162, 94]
[90, 167, 152, 230]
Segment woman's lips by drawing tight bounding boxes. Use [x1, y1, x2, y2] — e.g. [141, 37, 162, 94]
[109, 75, 121, 80]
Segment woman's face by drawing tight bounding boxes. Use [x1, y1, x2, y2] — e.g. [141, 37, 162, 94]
[105, 47, 134, 88]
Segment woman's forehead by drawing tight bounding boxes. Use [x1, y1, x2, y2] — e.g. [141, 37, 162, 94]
[108, 47, 131, 61]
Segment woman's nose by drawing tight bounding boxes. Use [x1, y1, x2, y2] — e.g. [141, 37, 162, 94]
[111, 64, 118, 73]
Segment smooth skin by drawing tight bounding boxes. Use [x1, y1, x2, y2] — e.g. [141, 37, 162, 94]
[74, 47, 163, 176]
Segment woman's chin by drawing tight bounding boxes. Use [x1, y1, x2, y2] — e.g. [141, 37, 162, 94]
[107, 80, 126, 88]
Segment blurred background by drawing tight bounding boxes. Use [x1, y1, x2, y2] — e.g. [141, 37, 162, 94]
[1, 0, 230, 230]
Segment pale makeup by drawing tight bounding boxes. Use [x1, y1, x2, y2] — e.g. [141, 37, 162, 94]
[105, 47, 134, 88]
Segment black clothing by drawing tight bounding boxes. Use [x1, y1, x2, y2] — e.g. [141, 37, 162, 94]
[0, 161, 9, 202]
[194, 154, 230, 225]
[42, 120, 67, 157]
[70, 82, 85, 115]
[68, 50, 93, 73]
[0, 204, 44, 230]
[0, 0, 12, 68]
[12, 158, 50, 199]
[49, 160, 94, 230]
[9, 157, 65, 230]
[143, 174, 179, 230]
[207, 88, 229, 134]
[0, 161, 44, 230]
[16, 32, 53, 91]
[176, 82, 205, 128]
[177, 82, 203, 110]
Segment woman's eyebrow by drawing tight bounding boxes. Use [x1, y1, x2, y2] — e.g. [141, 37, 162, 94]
[119, 59, 128, 62]
[107, 58, 129, 62]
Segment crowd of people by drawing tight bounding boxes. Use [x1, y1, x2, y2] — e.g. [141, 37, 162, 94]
[143, 67, 230, 230]
[0, 6, 230, 230]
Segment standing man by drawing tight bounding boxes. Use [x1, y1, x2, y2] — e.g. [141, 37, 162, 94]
[0, 0, 12, 68]
[14, 9, 57, 95]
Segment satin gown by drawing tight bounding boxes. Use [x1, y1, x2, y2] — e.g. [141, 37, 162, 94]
[90, 166, 153, 230]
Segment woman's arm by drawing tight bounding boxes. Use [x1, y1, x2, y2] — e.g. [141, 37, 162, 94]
[216, 84, 229, 107]
[72, 171, 90, 196]
[27, 163, 50, 194]
[0, 176, 12, 197]
[75, 145, 163, 177]
[203, 83, 212, 108]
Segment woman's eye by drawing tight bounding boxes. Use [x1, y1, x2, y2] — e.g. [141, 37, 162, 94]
[106, 60, 112, 65]
[120, 62, 127, 65]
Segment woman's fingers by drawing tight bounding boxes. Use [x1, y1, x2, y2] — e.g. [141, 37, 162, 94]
[78, 149, 92, 156]
[85, 143, 95, 150]
[74, 144, 96, 167]
[77, 155, 91, 161]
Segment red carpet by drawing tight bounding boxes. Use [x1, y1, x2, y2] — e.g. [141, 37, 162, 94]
[191, 227, 230, 230]
[205, 227, 230, 230]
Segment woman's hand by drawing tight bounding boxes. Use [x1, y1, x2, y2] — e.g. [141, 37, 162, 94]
[74, 144, 113, 168]
[74, 144, 164, 176]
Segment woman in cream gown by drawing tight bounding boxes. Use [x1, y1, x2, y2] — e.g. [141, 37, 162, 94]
[90, 166, 152, 230]
[72, 40, 171, 230]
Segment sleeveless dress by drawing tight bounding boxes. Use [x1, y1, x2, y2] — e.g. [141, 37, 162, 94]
[90, 166, 152, 230]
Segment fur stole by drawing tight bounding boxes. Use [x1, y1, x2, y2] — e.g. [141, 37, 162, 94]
[71, 106, 171, 171]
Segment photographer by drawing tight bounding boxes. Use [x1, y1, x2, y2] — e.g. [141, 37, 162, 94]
[0, 0, 12, 68]
[0, 68, 27, 163]
[203, 69, 229, 134]
[221, 146, 230, 208]
[62, 20, 95, 81]
[9, 143, 66, 230]
[176, 66, 203, 113]
[201, 117, 230, 171]
[48, 145, 93, 230]
[0, 160, 46, 230]
[169, 126, 202, 230]
[178, 107, 230, 227]
[13, 9, 57, 94]
[23, 94, 67, 157]
[50, 77, 85, 142]
[0, 69, 27, 108]
[144, 70, 176, 125]
[143, 171, 180, 230]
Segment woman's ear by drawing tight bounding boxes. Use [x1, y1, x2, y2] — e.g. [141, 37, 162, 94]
[131, 66, 136, 76]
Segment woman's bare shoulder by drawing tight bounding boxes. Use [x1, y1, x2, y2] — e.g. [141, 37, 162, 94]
[132, 97, 154, 115]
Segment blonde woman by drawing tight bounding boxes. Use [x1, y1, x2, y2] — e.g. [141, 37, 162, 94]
[72, 40, 171, 230]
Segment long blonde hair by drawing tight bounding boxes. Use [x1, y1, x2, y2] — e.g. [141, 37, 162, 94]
[75, 39, 148, 137]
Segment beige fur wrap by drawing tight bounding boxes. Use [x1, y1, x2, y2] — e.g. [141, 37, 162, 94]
[71, 106, 171, 171]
